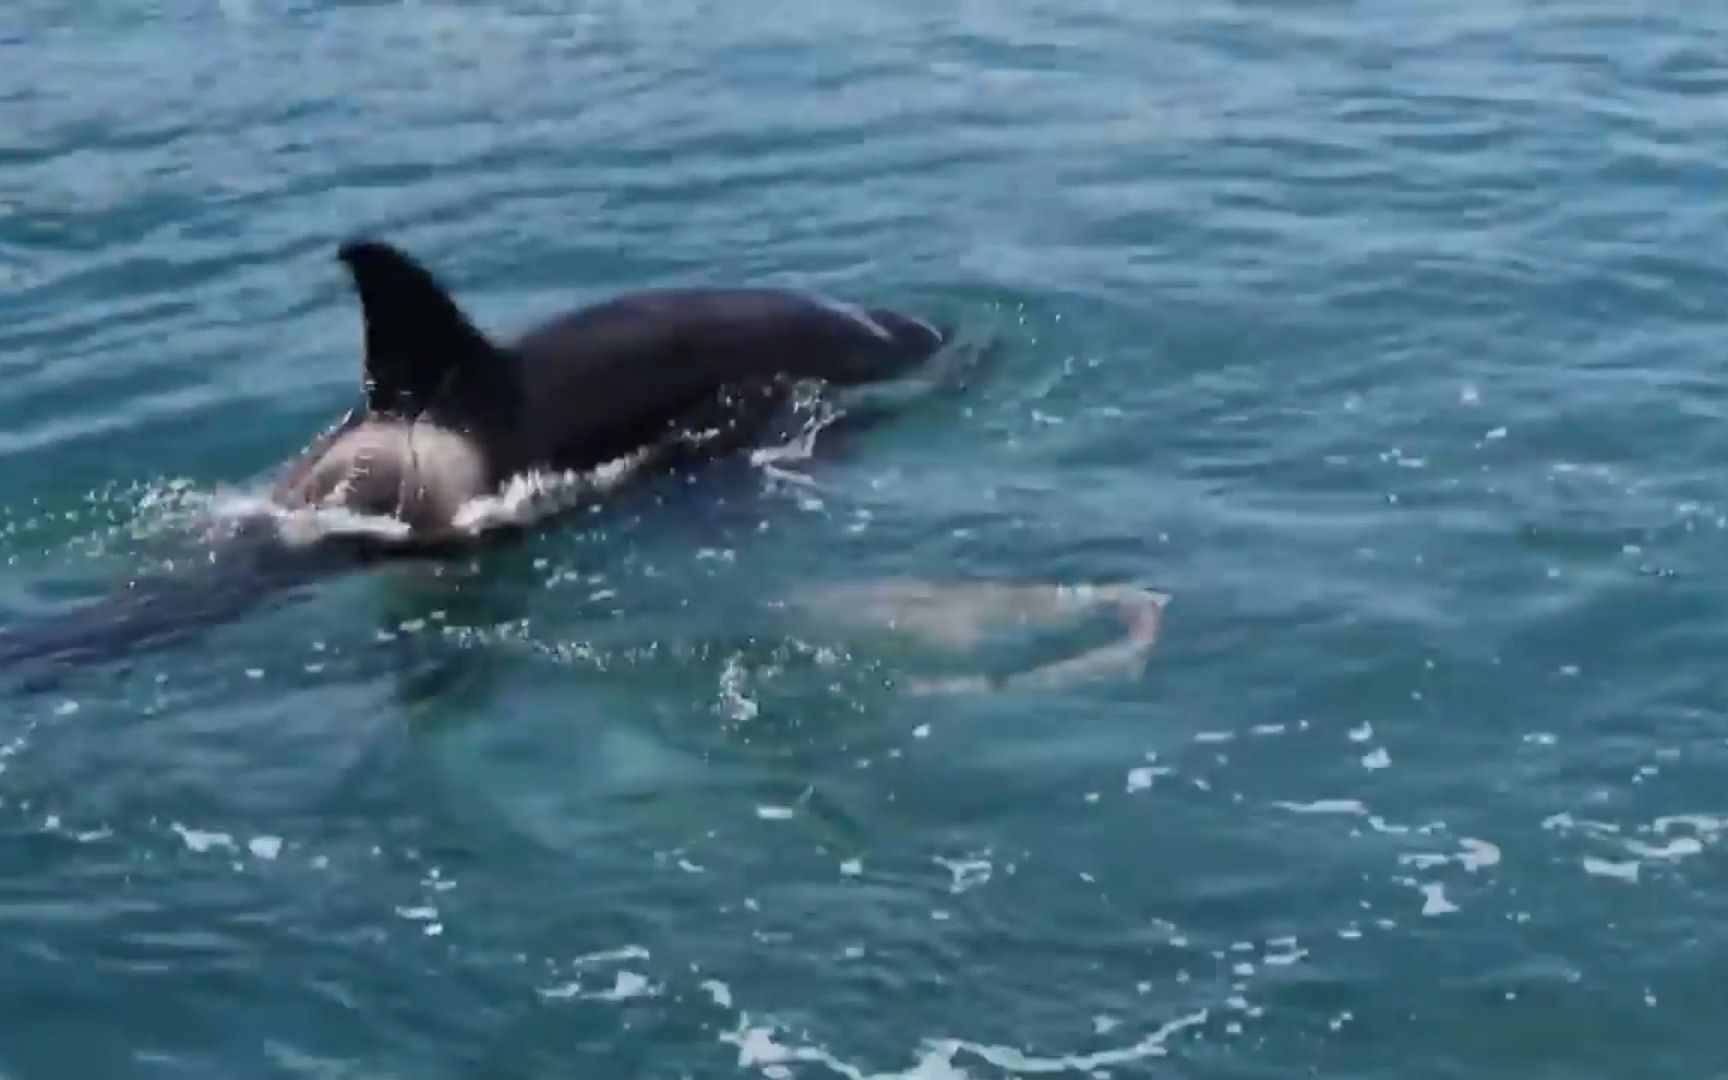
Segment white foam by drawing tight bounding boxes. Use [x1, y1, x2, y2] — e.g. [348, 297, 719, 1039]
[703, 979, 734, 1009]
[1419, 883, 1458, 916]
[1274, 799, 1367, 816]
[723, 1009, 1208, 1079]
[171, 823, 235, 854]
[209, 490, 413, 548]
[1654, 813, 1728, 838]
[750, 392, 842, 471]
[1264, 944, 1308, 967]
[597, 971, 655, 1001]
[935, 856, 993, 894]
[1625, 837, 1702, 860]
[1582, 857, 1640, 883]
[1459, 838, 1501, 871]
[1543, 812, 1621, 836]
[1548, 808, 1624, 832]
[574, 945, 651, 966]
[719, 656, 759, 722]
[450, 448, 656, 535]
[1399, 853, 1451, 870]
[1126, 765, 1169, 793]
[1399, 838, 1499, 876]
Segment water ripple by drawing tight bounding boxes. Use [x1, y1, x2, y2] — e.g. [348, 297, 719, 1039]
[4, 1, 1728, 1077]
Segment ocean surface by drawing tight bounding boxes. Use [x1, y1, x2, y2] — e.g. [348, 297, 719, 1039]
[3, 2, 1727, 1077]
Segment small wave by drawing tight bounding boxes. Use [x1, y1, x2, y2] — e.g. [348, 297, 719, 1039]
[448, 381, 851, 535]
[449, 445, 658, 536]
[7, 382, 849, 568]
[194, 488, 414, 548]
[182, 443, 662, 550]
[722, 1008, 1210, 1079]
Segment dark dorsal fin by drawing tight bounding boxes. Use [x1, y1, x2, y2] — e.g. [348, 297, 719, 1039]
[337, 238, 500, 421]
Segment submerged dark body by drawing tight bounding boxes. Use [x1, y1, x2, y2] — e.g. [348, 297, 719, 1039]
[0, 239, 949, 685]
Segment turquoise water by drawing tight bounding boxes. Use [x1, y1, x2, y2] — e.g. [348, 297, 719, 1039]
[4, 2, 1728, 1076]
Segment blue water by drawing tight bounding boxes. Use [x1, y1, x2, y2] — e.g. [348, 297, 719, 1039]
[4, 2, 1728, 1077]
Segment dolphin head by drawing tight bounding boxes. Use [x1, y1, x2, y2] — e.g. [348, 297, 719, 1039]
[270, 238, 521, 540]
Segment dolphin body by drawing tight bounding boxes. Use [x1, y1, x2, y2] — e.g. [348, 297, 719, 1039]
[0, 239, 950, 683]
[271, 239, 948, 541]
